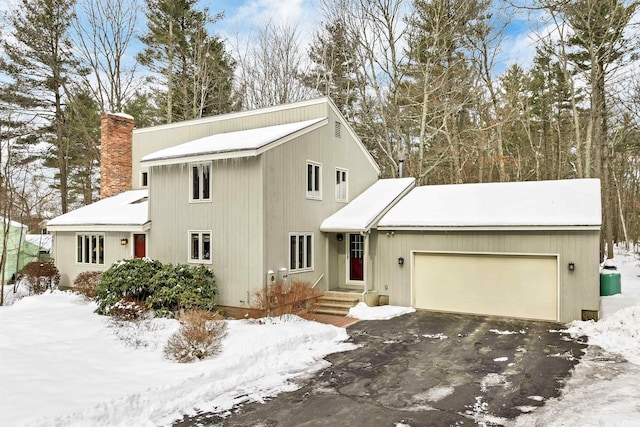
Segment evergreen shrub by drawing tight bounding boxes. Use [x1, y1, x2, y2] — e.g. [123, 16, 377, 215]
[95, 258, 217, 318]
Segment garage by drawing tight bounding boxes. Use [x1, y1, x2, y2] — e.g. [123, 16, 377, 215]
[412, 252, 558, 321]
[374, 179, 602, 322]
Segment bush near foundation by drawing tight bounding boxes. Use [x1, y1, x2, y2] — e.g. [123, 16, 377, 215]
[95, 258, 163, 314]
[73, 271, 103, 299]
[146, 264, 217, 318]
[20, 261, 60, 295]
[253, 280, 321, 317]
[164, 309, 227, 362]
[94, 259, 217, 318]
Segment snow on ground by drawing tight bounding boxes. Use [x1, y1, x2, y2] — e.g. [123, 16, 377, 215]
[348, 301, 415, 320]
[0, 293, 355, 426]
[511, 246, 640, 426]
[2, 247, 639, 426]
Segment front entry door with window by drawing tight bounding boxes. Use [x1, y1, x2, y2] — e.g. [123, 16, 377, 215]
[134, 234, 146, 258]
[348, 233, 364, 282]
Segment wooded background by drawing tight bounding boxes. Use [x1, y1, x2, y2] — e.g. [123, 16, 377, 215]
[1, 0, 639, 261]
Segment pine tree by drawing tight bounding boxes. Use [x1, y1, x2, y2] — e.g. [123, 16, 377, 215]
[0, 0, 79, 214]
[138, 0, 235, 123]
[304, 19, 361, 121]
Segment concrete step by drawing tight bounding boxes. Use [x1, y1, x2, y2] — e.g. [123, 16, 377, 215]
[323, 290, 364, 301]
[313, 291, 361, 316]
[312, 307, 354, 316]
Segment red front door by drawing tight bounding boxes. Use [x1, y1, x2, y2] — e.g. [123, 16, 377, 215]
[134, 234, 146, 258]
[349, 233, 364, 281]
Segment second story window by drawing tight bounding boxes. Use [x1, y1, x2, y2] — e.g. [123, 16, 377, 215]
[191, 163, 211, 201]
[306, 161, 321, 200]
[336, 168, 348, 202]
[141, 171, 148, 187]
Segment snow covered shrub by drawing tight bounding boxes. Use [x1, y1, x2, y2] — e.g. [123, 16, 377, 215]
[253, 280, 321, 317]
[164, 309, 227, 362]
[146, 264, 217, 318]
[95, 258, 163, 314]
[73, 271, 102, 299]
[108, 297, 148, 321]
[20, 261, 60, 295]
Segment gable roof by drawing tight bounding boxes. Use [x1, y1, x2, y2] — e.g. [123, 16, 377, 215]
[377, 179, 602, 230]
[47, 190, 150, 232]
[321, 178, 416, 233]
[141, 117, 327, 166]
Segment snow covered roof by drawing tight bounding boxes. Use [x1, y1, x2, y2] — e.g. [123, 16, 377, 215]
[47, 190, 150, 231]
[141, 118, 327, 166]
[378, 179, 602, 229]
[320, 178, 416, 232]
[1, 217, 26, 230]
[25, 234, 52, 251]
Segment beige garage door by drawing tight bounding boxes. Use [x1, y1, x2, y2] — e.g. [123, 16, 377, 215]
[413, 252, 558, 321]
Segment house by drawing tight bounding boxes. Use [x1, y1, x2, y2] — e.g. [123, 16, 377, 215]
[47, 97, 602, 322]
[48, 98, 380, 310]
[1, 218, 46, 284]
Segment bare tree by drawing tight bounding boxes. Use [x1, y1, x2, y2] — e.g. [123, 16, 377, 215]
[73, 0, 139, 113]
[319, 0, 410, 178]
[234, 21, 312, 109]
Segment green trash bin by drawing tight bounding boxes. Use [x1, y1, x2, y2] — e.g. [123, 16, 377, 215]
[600, 270, 621, 296]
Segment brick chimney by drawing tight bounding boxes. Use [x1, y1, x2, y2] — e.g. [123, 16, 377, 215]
[100, 113, 134, 199]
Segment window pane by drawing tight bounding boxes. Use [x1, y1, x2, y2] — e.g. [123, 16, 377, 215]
[202, 165, 210, 199]
[314, 165, 320, 193]
[298, 236, 304, 269]
[290, 235, 296, 270]
[91, 236, 97, 263]
[77, 235, 82, 263]
[307, 164, 313, 192]
[142, 172, 148, 187]
[191, 233, 199, 259]
[84, 236, 90, 263]
[306, 235, 312, 268]
[192, 166, 200, 200]
[203, 233, 211, 260]
[98, 236, 104, 264]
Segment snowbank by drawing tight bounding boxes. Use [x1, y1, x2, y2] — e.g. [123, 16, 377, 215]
[0, 292, 355, 426]
[511, 247, 640, 426]
[347, 302, 415, 320]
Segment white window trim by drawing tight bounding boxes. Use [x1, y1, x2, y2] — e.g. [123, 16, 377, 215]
[75, 232, 105, 266]
[306, 161, 322, 200]
[189, 162, 212, 203]
[289, 232, 314, 273]
[335, 167, 348, 203]
[188, 230, 212, 264]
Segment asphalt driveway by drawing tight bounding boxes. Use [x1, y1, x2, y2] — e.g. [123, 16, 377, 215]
[176, 311, 586, 426]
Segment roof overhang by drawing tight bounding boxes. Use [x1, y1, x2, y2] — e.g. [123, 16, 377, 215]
[320, 178, 416, 233]
[376, 225, 601, 232]
[141, 118, 328, 167]
[48, 222, 151, 233]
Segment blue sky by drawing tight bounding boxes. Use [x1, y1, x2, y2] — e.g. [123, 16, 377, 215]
[206, 0, 545, 72]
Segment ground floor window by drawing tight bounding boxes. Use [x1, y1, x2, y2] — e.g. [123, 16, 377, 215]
[289, 232, 313, 272]
[76, 233, 105, 265]
[189, 231, 211, 263]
